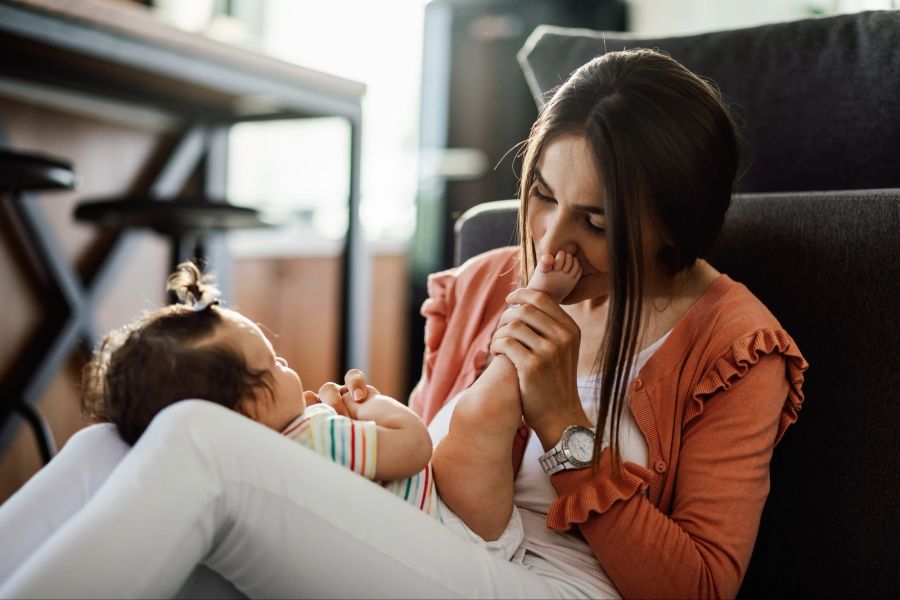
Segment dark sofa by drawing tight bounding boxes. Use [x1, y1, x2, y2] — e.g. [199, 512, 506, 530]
[454, 11, 900, 598]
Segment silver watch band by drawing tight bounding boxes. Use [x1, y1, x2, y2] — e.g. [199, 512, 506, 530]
[538, 449, 569, 475]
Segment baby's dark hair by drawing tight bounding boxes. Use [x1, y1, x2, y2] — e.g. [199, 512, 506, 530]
[81, 262, 272, 445]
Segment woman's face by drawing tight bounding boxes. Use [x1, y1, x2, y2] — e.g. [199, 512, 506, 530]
[526, 133, 610, 304]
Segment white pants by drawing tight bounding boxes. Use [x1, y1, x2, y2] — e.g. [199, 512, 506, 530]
[0, 401, 565, 599]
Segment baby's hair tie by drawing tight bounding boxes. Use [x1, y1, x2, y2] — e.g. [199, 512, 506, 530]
[193, 297, 220, 312]
[166, 261, 222, 312]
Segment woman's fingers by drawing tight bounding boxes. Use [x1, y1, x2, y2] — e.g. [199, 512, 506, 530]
[493, 320, 556, 357]
[492, 286, 585, 434]
[505, 288, 574, 325]
[496, 303, 579, 350]
[490, 335, 534, 377]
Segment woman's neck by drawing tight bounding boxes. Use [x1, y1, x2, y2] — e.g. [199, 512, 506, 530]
[566, 260, 720, 376]
[641, 259, 720, 347]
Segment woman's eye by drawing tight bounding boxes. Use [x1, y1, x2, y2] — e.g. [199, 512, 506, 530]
[530, 188, 555, 204]
[586, 219, 606, 235]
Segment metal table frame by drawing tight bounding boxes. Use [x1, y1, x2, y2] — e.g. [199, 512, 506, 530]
[0, 0, 368, 456]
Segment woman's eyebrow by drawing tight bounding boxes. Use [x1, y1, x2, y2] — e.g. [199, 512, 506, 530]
[535, 168, 604, 215]
[533, 169, 555, 196]
[574, 203, 605, 215]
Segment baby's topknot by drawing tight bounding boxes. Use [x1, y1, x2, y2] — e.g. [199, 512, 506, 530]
[166, 261, 221, 311]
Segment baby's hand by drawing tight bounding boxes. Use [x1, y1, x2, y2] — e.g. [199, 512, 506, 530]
[341, 369, 376, 403]
[318, 369, 380, 418]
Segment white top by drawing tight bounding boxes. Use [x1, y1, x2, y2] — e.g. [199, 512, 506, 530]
[428, 330, 670, 599]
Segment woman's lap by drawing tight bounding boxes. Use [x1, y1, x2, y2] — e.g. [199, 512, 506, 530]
[0, 422, 129, 581]
[1, 400, 561, 599]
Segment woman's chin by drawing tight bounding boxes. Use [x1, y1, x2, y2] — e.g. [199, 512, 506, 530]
[561, 273, 609, 304]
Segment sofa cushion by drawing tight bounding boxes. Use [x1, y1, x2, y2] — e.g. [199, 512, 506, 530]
[709, 188, 899, 597]
[517, 11, 900, 193]
[453, 189, 900, 597]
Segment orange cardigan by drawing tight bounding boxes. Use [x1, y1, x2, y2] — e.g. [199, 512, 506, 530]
[409, 246, 808, 599]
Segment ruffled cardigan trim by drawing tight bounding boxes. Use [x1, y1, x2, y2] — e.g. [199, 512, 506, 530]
[547, 326, 808, 531]
[690, 328, 808, 445]
[546, 449, 654, 531]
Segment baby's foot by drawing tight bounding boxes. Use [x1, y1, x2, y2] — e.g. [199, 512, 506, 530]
[528, 251, 581, 303]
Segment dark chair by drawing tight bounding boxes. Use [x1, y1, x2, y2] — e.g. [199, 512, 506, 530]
[517, 10, 900, 194]
[492, 12, 900, 596]
[454, 189, 900, 598]
[0, 149, 77, 464]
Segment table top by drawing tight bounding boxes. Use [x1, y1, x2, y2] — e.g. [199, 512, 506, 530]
[0, 0, 366, 122]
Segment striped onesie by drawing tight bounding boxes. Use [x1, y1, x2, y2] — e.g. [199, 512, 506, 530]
[281, 403, 442, 520]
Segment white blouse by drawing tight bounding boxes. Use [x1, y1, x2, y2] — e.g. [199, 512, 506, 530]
[427, 331, 671, 599]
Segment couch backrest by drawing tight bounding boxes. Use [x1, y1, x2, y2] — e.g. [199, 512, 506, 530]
[516, 11, 900, 194]
[454, 189, 900, 597]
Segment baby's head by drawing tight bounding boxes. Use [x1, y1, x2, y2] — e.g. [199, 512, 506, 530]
[82, 262, 305, 445]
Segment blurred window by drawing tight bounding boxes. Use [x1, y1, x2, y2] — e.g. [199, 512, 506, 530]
[224, 0, 426, 256]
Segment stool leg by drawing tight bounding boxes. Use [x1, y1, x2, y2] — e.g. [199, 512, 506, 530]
[9, 401, 57, 464]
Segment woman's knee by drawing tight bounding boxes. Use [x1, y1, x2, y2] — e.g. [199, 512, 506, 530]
[63, 422, 128, 455]
[142, 399, 240, 450]
[138, 400, 262, 452]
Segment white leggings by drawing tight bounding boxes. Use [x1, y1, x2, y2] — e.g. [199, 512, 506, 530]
[0, 401, 565, 599]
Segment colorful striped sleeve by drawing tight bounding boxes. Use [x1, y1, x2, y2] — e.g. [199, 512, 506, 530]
[380, 463, 441, 519]
[283, 405, 378, 480]
[283, 405, 441, 520]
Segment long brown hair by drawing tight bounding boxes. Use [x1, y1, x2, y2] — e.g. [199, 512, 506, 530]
[518, 49, 739, 475]
[81, 262, 272, 445]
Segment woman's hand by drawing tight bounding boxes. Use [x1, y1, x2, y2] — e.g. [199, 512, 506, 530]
[491, 288, 592, 449]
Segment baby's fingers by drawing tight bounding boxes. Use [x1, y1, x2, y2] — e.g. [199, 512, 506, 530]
[319, 382, 350, 417]
[341, 385, 380, 408]
[343, 369, 370, 401]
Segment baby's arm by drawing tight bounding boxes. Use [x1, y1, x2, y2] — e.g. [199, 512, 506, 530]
[318, 382, 432, 481]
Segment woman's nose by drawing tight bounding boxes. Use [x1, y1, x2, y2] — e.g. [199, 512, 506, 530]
[539, 215, 577, 257]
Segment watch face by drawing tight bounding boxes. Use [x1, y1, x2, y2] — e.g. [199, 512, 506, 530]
[566, 428, 595, 466]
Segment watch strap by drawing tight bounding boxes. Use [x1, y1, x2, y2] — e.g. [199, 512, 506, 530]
[539, 449, 569, 475]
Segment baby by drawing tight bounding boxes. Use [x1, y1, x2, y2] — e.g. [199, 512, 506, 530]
[82, 262, 440, 518]
[83, 254, 580, 554]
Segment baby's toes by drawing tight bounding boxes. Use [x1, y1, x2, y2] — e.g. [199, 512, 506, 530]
[554, 251, 567, 272]
[540, 253, 555, 272]
[570, 257, 582, 278]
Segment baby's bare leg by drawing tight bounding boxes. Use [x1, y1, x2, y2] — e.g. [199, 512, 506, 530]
[432, 251, 581, 541]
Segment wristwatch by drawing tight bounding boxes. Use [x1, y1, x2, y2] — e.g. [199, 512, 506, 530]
[539, 425, 596, 475]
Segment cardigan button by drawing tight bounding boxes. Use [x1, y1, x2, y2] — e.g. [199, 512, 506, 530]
[632, 379, 643, 391]
[654, 460, 667, 473]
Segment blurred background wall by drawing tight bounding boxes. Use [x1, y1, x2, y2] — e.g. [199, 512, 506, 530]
[0, 0, 893, 503]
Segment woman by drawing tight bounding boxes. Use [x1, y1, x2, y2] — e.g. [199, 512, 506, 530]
[0, 49, 806, 599]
